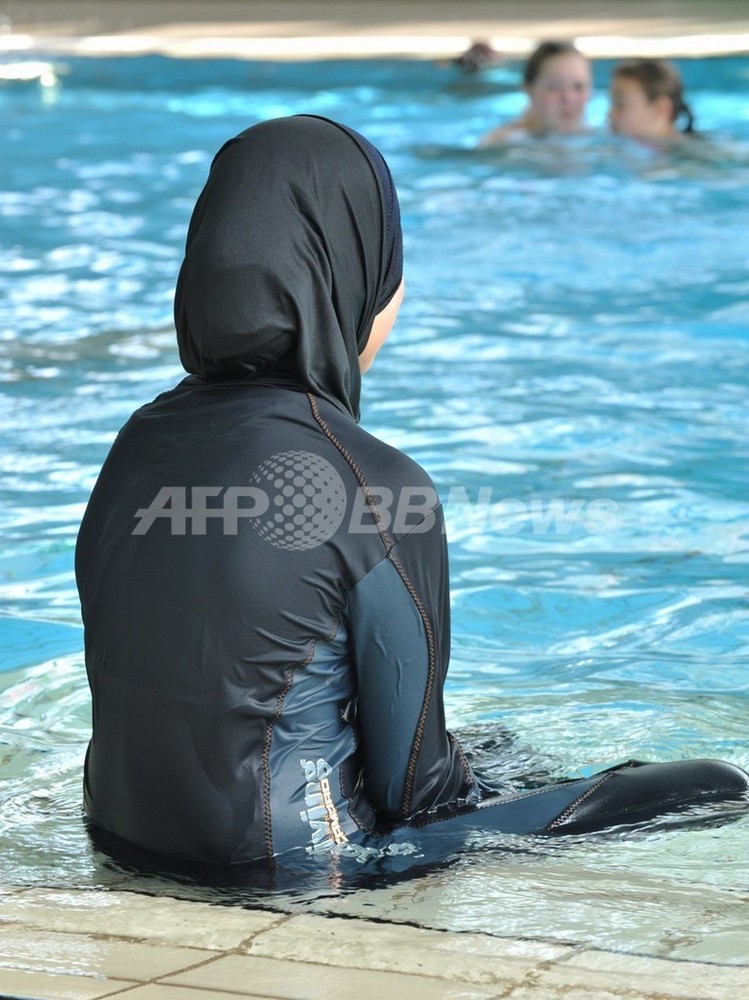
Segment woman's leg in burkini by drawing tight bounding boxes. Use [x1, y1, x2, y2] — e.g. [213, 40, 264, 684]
[411, 758, 749, 838]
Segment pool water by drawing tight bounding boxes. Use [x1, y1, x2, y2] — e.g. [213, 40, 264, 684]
[1, 54, 748, 962]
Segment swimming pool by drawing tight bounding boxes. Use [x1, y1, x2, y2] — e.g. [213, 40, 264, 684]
[1, 53, 748, 962]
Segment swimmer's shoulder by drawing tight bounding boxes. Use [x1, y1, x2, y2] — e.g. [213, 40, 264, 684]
[478, 119, 529, 147]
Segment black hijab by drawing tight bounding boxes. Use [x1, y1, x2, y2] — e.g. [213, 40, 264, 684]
[174, 115, 402, 420]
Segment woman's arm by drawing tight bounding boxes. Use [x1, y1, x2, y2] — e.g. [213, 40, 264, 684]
[346, 506, 476, 821]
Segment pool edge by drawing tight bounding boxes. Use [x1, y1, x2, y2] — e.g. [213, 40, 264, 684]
[2, 883, 749, 999]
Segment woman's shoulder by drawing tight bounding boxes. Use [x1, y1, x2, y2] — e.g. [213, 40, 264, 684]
[478, 118, 529, 147]
[315, 396, 437, 493]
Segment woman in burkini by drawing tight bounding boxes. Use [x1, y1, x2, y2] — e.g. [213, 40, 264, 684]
[76, 115, 748, 869]
[609, 58, 696, 143]
[480, 40, 592, 145]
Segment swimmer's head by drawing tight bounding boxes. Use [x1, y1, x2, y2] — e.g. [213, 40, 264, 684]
[609, 59, 694, 140]
[522, 41, 592, 135]
[454, 40, 503, 75]
[174, 115, 403, 420]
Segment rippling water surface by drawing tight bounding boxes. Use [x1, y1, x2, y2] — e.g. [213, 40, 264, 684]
[1, 54, 748, 961]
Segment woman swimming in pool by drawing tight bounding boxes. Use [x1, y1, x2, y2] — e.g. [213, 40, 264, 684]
[479, 40, 592, 146]
[76, 115, 748, 868]
[608, 58, 695, 144]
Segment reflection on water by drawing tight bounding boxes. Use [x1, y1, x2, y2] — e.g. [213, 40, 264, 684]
[1, 54, 748, 961]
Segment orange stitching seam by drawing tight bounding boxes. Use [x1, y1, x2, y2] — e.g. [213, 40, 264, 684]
[545, 772, 616, 830]
[306, 392, 439, 816]
[261, 640, 317, 863]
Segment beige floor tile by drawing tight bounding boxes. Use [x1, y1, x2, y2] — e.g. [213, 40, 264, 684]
[166, 952, 503, 1000]
[113, 987, 281, 1000]
[0, 966, 137, 1000]
[1, 887, 282, 950]
[244, 911, 572, 985]
[0, 926, 214, 982]
[670, 929, 749, 966]
[508, 989, 656, 1000]
[537, 949, 749, 999]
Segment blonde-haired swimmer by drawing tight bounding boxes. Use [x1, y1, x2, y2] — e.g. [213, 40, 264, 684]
[480, 40, 592, 145]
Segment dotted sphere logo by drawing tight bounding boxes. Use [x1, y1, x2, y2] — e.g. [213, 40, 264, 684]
[250, 451, 347, 551]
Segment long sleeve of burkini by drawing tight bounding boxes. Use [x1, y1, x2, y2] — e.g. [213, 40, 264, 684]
[345, 504, 476, 821]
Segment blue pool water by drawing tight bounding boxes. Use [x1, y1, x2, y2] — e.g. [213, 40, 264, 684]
[1, 54, 748, 961]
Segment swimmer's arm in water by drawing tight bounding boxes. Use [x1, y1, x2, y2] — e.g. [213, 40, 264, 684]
[346, 513, 475, 821]
[478, 109, 538, 146]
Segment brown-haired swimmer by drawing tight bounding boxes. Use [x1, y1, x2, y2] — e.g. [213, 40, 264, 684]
[609, 58, 696, 144]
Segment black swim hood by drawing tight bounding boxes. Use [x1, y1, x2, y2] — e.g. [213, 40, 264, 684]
[174, 115, 402, 420]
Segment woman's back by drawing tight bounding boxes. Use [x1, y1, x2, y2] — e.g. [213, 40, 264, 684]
[77, 376, 467, 863]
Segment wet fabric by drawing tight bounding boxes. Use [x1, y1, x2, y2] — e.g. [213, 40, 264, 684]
[174, 115, 401, 421]
[77, 381, 473, 863]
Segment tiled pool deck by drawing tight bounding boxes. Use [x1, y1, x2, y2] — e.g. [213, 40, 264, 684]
[3, 2, 749, 998]
[3, 882, 749, 1000]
